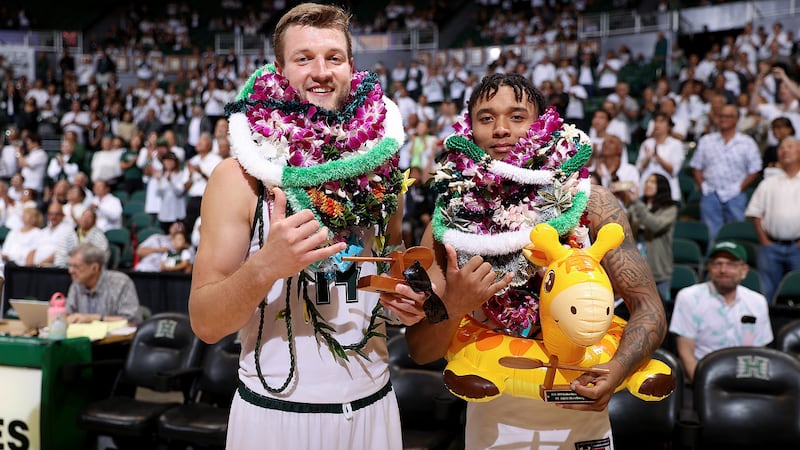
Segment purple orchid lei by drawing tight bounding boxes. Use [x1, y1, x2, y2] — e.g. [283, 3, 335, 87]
[238, 69, 404, 237]
[436, 106, 588, 236]
[437, 106, 592, 336]
[246, 70, 387, 166]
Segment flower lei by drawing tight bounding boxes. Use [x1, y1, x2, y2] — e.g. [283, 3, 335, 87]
[227, 65, 406, 273]
[226, 65, 406, 376]
[431, 106, 593, 336]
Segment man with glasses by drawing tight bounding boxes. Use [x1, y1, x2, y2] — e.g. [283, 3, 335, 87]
[690, 103, 761, 240]
[65, 242, 141, 324]
[669, 240, 772, 383]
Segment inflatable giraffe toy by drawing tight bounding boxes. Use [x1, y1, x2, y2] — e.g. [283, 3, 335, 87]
[443, 222, 675, 403]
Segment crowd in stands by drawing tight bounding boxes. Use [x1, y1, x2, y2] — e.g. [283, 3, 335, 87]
[0, 0, 799, 304]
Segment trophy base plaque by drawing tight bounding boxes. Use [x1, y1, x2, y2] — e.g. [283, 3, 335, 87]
[540, 385, 594, 403]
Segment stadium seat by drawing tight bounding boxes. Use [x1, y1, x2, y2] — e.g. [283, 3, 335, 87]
[670, 264, 698, 301]
[773, 270, 800, 306]
[672, 237, 704, 277]
[715, 221, 758, 245]
[158, 332, 241, 449]
[775, 319, 800, 358]
[692, 347, 800, 449]
[77, 313, 205, 450]
[609, 348, 683, 450]
[673, 220, 710, 254]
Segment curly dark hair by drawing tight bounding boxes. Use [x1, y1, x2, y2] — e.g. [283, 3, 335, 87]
[466, 73, 545, 119]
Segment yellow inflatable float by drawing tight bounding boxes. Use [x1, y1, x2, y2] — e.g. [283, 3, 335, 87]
[444, 222, 675, 403]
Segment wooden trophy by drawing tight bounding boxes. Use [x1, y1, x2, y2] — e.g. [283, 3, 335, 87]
[342, 246, 434, 295]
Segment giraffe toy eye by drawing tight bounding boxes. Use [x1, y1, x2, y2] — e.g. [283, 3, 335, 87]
[544, 270, 555, 292]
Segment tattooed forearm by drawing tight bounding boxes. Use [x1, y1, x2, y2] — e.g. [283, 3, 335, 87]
[588, 186, 668, 375]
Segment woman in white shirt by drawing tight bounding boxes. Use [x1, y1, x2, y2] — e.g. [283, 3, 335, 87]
[90, 136, 124, 186]
[635, 111, 686, 202]
[155, 152, 186, 231]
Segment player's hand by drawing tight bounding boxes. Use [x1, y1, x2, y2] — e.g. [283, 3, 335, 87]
[441, 244, 513, 318]
[380, 282, 428, 326]
[258, 188, 346, 279]
[557, 359, 627, 412]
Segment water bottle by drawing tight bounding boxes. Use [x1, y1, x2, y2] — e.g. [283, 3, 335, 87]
[48, 292, 66, 327]
[49, 313, 67, 340]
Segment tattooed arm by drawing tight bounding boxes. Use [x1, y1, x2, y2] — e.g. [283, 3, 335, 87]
[560, 185, 667, 411]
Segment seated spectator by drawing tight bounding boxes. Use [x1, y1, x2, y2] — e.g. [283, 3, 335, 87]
[27, 201, 78, 268]
[622, 174, 679, 301]
[160, 231, 192, 274]
[595, 134, 640, 205]
[4, 187, 36, 230]
[90, 179, 123, 232]
[8, 172, 24, 202]
[72, 171, 94, 206]
[76, 208, 109, 254]
[134, 221, 185, 272]
[1, 207, 42, 265]
[49, 179, 70, 205]
[63, 185, 87, 227]
[65, 243, 141, 324]
[669, 241, 773, 383]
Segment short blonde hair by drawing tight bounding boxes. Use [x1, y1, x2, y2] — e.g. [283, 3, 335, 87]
[273, 3, 352, 67]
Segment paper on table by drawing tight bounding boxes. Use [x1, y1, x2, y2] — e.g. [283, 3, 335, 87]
[66, 320, 133, 341]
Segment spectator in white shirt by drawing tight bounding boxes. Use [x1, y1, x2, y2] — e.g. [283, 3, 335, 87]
[90, 135, 125, 186]
[0, 126, 20, 180]
[18, 133, 48, 195]
[155, 152, 186, 231]
[59, 100, 90, 145]
[47, 137, 80, 183]
[1, 207, 41, 266]
[596, 135, 640, 209]
[183, 133, 221, 231]
[90, 179, 123, 232]
[636, 112, 686, 202]
[28, 201, 78, 267]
